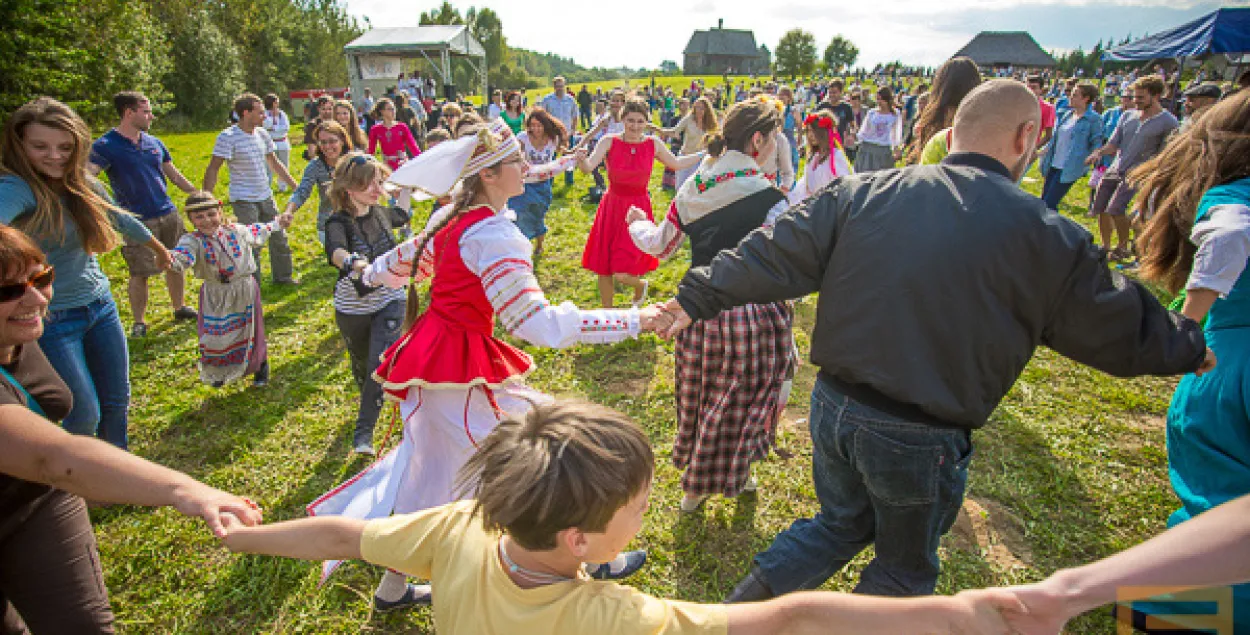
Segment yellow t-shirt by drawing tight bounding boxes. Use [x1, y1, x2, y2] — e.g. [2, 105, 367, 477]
[919, 127, 952, 165]
[361, 501, 728, 635]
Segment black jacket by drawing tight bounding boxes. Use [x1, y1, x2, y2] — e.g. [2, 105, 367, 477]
[676, 152, 1206, 429]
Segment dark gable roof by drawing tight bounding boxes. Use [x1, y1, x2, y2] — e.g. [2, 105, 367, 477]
[953, 31, 1057, 67]
[684, 28, 762, 57]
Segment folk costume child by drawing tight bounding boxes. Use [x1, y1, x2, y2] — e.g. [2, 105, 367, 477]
[788, 110, 853, 205]
[223, 401, 1023, 635]
[307, 118, 669, 611]
[169, 192, 292, 387]
[629, 99, 797, 513]
[575, 96, 704, 308]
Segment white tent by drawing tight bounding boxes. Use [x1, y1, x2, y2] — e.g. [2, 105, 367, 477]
[344, 25, 487, 104]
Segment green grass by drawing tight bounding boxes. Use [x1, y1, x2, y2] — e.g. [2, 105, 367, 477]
[91, 125, 1179, 633]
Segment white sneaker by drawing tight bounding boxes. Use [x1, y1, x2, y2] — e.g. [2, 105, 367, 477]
[353, 442, 376, 456]
[741, 477, 758, 494]
[679, 493, 710, 513]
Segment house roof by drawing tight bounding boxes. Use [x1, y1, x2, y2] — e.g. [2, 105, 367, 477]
[343, 26, 485, 58]
[952, 31, 1057, 67]
[684, 28, 763, 58]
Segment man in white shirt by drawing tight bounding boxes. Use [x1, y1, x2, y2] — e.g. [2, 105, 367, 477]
[203, 93, 300, 284]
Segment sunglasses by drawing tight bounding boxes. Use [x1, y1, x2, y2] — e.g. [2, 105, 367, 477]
[0, 265, 54, 303]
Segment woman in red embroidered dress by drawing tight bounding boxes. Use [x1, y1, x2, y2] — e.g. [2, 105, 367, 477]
[575, 96, 704, 308]
[308, 118, 668, 611]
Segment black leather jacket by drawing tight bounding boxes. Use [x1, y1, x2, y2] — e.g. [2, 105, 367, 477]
[676, 152, 1206, 429]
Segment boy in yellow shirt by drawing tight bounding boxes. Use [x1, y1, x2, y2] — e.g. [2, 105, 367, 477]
[219, 401, 1020, 634]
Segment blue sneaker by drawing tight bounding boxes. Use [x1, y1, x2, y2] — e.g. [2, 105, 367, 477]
[373, 583, 432, 612]
[586, 550, 648, 581]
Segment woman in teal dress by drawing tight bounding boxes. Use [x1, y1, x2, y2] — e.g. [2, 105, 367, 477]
[1133, 89, 1250, 632]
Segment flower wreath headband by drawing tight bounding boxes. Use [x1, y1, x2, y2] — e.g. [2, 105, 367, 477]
[387, 117, 521, 200]
[803, 113, 845, 176]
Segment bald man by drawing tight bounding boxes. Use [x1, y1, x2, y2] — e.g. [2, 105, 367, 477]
[659, 79, 1214, 601]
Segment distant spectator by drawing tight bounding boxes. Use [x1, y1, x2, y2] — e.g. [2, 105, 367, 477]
[261, 94, 292, 194]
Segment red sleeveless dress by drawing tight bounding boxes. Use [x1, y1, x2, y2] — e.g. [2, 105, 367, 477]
[375, 207, 533, 399]
[581, 137, 660, 276]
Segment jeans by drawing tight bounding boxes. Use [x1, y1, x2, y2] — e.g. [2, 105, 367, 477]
[39, 296, 131, 449]
[335, 299, 404, 446]
[232, 198, 294, 283]
[754, 376, 973, 596]
[0, 490, 114, 633]
[1040, 168, 1076, 211]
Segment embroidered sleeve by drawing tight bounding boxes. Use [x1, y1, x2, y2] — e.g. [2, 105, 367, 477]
[1188, 203, 1250, 297]
[169, 233, 198, 272]
[462, 217, 640, 347]
[525, 155, 578, 182]
[240, 222, 277, 246]
[629, 201, 684, 260]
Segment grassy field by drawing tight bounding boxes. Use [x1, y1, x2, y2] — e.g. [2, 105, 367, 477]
[88, 122, 1181, 633]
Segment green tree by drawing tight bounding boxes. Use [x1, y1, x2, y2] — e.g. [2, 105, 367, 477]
[419, 1, 463, 25]
[775, 29, 817, 79]
[823, 35, 859, 74]
[162, 9, 245, 124]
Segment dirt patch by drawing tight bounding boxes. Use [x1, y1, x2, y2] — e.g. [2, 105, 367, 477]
[602, 377, 651, 395]
[949, 497, 1033, 570]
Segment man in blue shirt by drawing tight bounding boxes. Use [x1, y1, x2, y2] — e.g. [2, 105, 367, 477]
[541, 76, 581, 187]
[89, 91, 199, 337]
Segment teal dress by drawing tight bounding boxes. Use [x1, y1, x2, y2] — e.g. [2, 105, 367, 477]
[1134, 177, 1250, 631]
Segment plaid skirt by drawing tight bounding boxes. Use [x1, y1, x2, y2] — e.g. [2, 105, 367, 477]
[673, 301, 796, 496]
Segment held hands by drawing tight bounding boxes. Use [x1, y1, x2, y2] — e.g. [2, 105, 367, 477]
[654, 298, 692, 339]
[638, 304, 675, 334]
[152, 244, 174, 272]
[1195, 348, 1217, 376]
[277, 212, 295, 230]
[171, 482, 263, 539]
[351, 258, 369, 274]
[943, 589, 1031, 634]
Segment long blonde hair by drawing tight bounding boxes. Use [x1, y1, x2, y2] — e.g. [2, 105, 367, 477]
[1135, 89, 1250, 293]
[0, 97, 121, 253]
[334, 99, 369, 149]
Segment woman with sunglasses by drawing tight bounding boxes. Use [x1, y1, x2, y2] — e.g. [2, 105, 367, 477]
[0, 97, 171, 450]
[284, 120, 352, 245]
[0, 224, 263, 632]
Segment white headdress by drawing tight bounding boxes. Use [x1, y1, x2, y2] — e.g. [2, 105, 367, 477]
[388, 117, 520, 200]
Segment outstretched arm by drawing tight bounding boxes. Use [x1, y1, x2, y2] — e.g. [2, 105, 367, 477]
[726, 589, 1020, 635]
[576, 136, 612, 173]
[221, 515, 365, 561]
[652, 136, 703, 171]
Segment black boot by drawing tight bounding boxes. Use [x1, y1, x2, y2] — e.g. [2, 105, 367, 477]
[724, 566, 776, 603]
[253, 359, 270, 387]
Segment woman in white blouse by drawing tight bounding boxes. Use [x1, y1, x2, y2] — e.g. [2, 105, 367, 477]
[650, 96, 719, 190]
[853, 86, 903, 173]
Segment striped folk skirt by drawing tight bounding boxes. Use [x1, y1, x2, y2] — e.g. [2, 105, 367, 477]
[196, 276, 266, 385]
[673, 301, 796, 497]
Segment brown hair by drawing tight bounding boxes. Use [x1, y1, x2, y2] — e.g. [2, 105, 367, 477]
[0, 97, 122, 253]
[1135, 89, 1250, 293]
[442, 102, 464, 119]
[328, 152, 392, 213]
[691, 96, 718, 135]
[908, 57, 981, 164]
[505, 91, 523, 113]
[263, 93, 280, 110]
[371, 97, 395, 120]
[524, 109, 568, 152]
[1072, 82, 1100, 105]
[876, 86, 897, 115]
[234, 93, 262, 119]
[457, 401, 654, 550]
[705, 97, 781, 157]
[804, 108, 838, 163]
[425, 128, 451, 146]
[113, 91, 148, 117]
[333, 99, 369, 149]
[0, 224, 48, 284]
[312, 120, 352, 165]
[621, 96, 649, 120]
[452, 110, 484, 138]
[1134, 75, 1166, 97]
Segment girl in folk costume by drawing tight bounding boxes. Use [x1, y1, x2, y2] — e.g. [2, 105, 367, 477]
[308, 118, 667, 610]
[507, 109, 573, 259]
[576, 96, 704, 308]
[755, 97, 797, 194]
[367, 98, 420, 171]
[788, 109, 853, 205]
[169, 192, 293, 387]
[628, 99, 797, 512]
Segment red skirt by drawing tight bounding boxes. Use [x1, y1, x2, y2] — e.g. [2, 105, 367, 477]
[581, 188, 659, 276]
[672, 302, 795, 496]
[374, 311, 534, 400]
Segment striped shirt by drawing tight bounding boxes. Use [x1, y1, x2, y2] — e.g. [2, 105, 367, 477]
[212, 125, 276, 202]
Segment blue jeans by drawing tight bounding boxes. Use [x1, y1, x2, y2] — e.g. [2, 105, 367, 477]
[1040, 168, 1076, 211]
[39, 296, 131, 449]
[754, 376, 973, 596]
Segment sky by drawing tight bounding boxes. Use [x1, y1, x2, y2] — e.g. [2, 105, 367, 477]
[344, 0, 1245, 70]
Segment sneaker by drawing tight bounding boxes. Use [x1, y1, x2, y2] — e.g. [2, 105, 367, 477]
[130, 323, 148, 338]
[586, 550, 648, 581]
[724, 566, 776, 603]
[353, 442, 376, 456]
[373, 583, 432, 612]
[680, 493, 711, 513]
[740, 477, 758, 494]
[253, 360, 270, 387]
[173, 306, 199, 321]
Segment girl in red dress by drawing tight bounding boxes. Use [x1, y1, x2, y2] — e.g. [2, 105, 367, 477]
[309, 118, 667, 610]
[575, 96, 704, 307]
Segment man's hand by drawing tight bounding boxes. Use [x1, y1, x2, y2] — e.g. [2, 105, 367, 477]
[171, 482, 263, 539]
[657, 298, 693, 339]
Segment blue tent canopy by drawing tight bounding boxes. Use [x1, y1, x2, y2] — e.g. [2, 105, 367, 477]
[1103, 7, 1250, 61]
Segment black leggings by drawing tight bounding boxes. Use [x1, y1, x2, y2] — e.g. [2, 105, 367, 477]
[0, 489, 114, 634]
[335, 299, 405, 446]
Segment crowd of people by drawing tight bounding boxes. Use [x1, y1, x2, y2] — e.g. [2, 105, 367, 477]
[1, 56, 1249, 633]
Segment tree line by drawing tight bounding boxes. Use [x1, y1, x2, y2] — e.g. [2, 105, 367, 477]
[1, 0, 361, 127]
